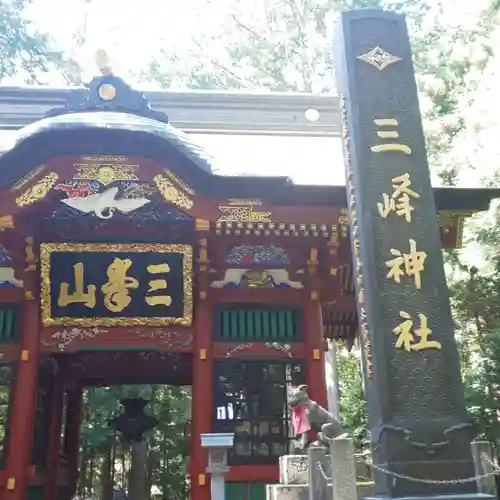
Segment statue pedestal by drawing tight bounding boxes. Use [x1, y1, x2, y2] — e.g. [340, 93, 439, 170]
[279, 455, 309, 485]
[267, 438, 363, 500]
[269, 449, 332, 500]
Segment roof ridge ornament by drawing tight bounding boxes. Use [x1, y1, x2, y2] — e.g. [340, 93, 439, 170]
[95, 48, 114, 76]
[44, 49, 169, 124]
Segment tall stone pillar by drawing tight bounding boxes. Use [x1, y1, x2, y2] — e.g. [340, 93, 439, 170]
[334, 10, 488, 499]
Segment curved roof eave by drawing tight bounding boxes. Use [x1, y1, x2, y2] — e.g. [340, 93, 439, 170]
[1, 111, 216, 174]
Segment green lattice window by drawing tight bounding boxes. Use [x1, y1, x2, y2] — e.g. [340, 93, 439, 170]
[225, 482, 271, 500]
[213, 306, 301, 342]
[0, 306, 19, 342]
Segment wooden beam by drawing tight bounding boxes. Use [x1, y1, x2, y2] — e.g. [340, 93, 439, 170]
[0, 86, 341, 137]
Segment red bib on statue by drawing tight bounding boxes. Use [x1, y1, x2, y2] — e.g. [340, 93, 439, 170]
[292, 406, 311, 434]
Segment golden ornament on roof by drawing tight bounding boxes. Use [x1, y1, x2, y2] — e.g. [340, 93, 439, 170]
[95, 49, 114, 76]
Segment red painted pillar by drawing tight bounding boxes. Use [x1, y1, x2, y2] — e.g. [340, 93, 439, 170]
[43, 373, 64, 500]
[303, 248, 327, 408]
[64, 386, 83, 497]
[4, 273, 41, 500]
[190, 237, 213, 500]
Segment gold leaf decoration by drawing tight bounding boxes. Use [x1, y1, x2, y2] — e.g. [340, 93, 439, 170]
[164, 169, 195, 195]
[15, 172, 59, 207]
[154, 174, 193, 210]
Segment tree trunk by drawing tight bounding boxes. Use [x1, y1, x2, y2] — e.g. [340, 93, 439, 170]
[111, 434, 117, 485]
[78, 453, 87, 496]
[128, 441, 147, 500]
[121, 449, 126, 486]
[100, 442, 113, 500]
[145, 386, 157, 500]
[88, 456, 94, 497]
[145, 441, 155, 500]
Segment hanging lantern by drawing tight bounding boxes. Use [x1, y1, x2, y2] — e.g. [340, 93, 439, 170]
[109, 397, 158, 442]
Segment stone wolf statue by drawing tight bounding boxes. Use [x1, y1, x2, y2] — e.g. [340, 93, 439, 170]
[288, 384, 345, 452]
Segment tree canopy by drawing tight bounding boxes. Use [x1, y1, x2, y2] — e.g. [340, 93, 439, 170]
[0, 0, 67, 83]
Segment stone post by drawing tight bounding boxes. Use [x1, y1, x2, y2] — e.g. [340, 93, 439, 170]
[330, 437, 357, 500]
[308, 445, 330, 500]
[471, 441, 497, 497]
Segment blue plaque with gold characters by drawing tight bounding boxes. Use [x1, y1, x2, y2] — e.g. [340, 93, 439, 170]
[40, 243, 193, 326]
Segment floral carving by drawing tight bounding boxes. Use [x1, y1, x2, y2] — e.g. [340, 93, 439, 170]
[45, 327, 106, 351]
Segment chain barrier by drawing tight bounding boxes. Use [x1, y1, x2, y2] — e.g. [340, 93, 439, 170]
[316, 462, 332, 481]
[315, 453, 500, 486]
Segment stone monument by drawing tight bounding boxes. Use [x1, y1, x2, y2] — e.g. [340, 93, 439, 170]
[334, 9, 495, 500]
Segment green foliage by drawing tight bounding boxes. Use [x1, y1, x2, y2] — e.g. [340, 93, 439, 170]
[0, 0, 66, 83]
[336, 344, 368, 449]
[450, 252, 500, 450]
[414, 2, 500, 184]
[139, 0, 435, 94]
[79, 385, 191, 499]
[460, 323, 500, 450]
[147, 386, 190, 500]
[463, 359, 500, 446]
[142, 0, 390, 91]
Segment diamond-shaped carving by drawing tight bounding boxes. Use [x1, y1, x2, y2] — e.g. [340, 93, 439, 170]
[357, 46, 401, 71]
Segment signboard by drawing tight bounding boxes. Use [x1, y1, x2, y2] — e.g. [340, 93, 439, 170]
[40, 243, 193, 326]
